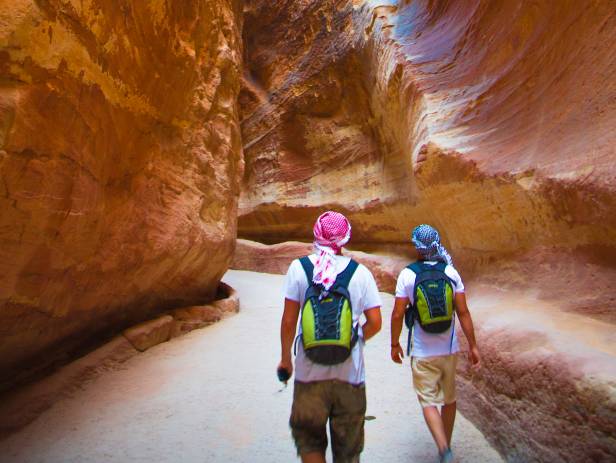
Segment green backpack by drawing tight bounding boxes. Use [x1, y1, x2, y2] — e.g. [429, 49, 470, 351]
[297, 256, 359, 365]
[404, 261, 455, 353]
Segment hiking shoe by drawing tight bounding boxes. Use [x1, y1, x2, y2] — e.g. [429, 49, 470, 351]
[439, 448, 454, 463]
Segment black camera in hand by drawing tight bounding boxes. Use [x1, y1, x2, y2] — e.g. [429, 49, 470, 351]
[277, 367, 291, 383]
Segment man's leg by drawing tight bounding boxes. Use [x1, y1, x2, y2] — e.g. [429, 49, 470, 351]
[290, 382, 330, 461]
[440, 354, 458, 447]
[422, 405, 449, 454]
[441, 401, 456, 446]
[301, 452, 326, 463]
[412, 356, 452, 456]
[329, 382, 366, 463]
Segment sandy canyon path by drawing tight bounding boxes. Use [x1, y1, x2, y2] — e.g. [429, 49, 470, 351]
[0, 270, 503, 463]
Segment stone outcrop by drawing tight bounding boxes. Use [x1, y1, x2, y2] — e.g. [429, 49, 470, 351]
[0, 280, 240, 438]
[0, 0, 243, 390]
[237, 2, 616, 461]
[171, 281, 240, 337]
[123, 315, 175, 353]
[233, 238, 408, 293]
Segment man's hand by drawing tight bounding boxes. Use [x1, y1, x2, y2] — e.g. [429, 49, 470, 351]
[277, 358, 293, 380]
[468, 345, 481, 371]
[391, 344, 404, 364]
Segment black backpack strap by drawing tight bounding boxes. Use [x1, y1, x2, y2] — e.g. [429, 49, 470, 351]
[296, 257, 313, 357]
[409, 260, 447, 273]
[434, 262, 447, 272]
[407, 325, 413, 356]
[299, 256, 314, 285]
[407, 261, 424, 307]
[411, 261, 453, 288]
[405, 261, 426, 356]
[293, 333, 301, 356]
[407, 261, 425, 274]
[334, 259, 360, 348]
[333, 259, 359, 290]
[449, 312, 456, 354]
[430, 261, 457, 290]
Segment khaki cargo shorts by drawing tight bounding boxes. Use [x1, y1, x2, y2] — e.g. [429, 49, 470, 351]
[290, 380, 366, 462]
[411, 354, 458, 408]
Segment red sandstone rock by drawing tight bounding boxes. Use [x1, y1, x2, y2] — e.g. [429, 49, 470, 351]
[170, 282, 239, 337]
[211, 282, 240, 315]
[0, 280, 240, 437]
[0, 335, 137, 439]
[171, 305, 224, 338]
[0, 1, 243, 387]
[123, 315, 174, 352]
[232, 240, 313, 275]
[232, 239, 408, 293]
[456, 288, 616, 463]
[238, 0, 616, 262]
[173, 306, 223, 324]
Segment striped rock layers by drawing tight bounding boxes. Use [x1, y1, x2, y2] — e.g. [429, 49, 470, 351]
[0, 0, 243, 388]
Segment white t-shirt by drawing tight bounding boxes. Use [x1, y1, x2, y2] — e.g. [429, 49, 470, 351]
[395, 261, 465, 358]
[283, 254, 382, 385]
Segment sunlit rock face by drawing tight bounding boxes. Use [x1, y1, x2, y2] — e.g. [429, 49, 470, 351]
[239, 0, 616, 262]
[239, 1, 616, 461]
[0, 0, 243, 388]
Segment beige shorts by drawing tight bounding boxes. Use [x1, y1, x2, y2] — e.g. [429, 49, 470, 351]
[411, 354, 457, 407]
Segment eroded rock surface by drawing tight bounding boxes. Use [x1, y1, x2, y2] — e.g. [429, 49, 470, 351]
[0, 0, 243, 389]
[238, 0, 616, 262]
[233, 238, 408, 292]
[0, 281, 240, 438]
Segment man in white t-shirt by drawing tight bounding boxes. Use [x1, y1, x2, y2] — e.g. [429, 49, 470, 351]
[278, 211, 382, 463]
[390, 224, 481, 463]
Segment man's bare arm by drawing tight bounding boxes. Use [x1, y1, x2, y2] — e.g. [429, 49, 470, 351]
[279, 298, 300, 376]
[362, 307, 382, 341]
[454, 292, 481, 368]
[390, 297, 408, 363]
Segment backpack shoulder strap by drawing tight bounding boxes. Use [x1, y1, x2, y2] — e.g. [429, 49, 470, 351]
[433, 262, 456, 287]
[409, 261, 435, 302]
[334, 259, 359, 290]
[407, 261, 425, 274]
[434, 262, 447, 272]
[298, 256, 314, 285]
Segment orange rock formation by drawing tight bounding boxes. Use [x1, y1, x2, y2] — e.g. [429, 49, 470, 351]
[0, 1, 243, 389]
[239, 0, 616, 258]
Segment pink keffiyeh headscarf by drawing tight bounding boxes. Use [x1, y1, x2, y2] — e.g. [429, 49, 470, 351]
[312, 211, 352, 291]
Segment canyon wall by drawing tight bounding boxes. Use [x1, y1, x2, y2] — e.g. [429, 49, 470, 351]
[239, 0, 616, 264]
[0, 0, 243, 389]
[238, 1, 616, 461]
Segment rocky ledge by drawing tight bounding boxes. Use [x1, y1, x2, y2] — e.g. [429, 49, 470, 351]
[0, 281, 239, 440]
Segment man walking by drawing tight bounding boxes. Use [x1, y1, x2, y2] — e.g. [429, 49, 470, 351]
[278, 211, 382, 463]
[390, 224, 481, 463]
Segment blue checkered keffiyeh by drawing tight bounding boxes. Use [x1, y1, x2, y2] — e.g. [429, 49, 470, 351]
[411, 224, 453, 266]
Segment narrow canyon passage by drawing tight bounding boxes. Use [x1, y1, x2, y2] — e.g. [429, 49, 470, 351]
[1, 1, 614, 461]
[0, 271, 501, 463]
